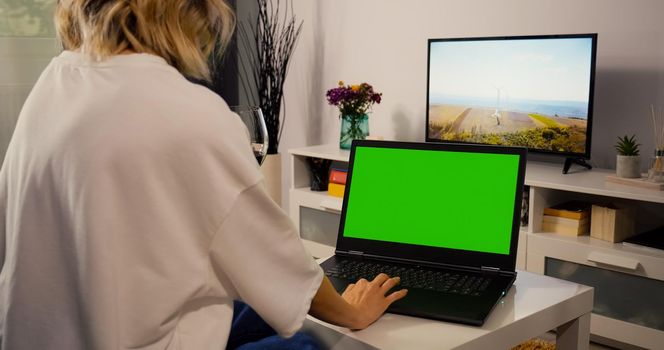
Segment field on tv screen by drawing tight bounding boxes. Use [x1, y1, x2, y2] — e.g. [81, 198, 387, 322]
[427, 104, 587, 154]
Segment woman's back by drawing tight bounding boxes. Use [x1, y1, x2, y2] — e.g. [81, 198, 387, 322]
[0, 51, 264, 349]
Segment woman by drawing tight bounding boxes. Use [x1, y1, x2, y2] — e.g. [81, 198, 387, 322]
[0, 0, 406, 349]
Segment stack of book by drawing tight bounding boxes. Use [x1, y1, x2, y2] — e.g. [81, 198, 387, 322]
[327, 165, 347, 198]
[542, 201, 591, 236]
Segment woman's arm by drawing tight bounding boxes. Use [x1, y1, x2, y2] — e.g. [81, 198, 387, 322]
[308, 274, 408, 330]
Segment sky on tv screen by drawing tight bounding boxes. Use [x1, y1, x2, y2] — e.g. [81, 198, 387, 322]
[429, 38, 593, 119]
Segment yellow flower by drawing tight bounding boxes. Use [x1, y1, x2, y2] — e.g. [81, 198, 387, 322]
[351, 85, 360, 91]
[338, 80, 344, 86]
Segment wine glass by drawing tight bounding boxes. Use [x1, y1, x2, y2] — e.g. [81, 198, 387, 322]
[231, 106, 269, 166]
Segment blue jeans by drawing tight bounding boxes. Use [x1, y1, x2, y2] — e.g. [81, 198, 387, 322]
[227, 301, 320, 350]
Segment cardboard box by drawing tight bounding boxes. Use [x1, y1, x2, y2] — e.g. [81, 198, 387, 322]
[590, 204, 636, 243]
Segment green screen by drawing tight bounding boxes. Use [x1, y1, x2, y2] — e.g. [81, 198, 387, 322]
[342, 147, 520, 255]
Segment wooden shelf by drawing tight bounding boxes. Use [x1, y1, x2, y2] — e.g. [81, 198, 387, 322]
[529, 231, 664, 261]
[290, 187, 343, 212]
[525, 162, 664, 204]
[288, 144, 350, 162]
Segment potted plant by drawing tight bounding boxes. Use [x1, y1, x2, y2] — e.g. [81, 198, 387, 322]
[615, 134, 641, 178]
[326, 81, 382, 149]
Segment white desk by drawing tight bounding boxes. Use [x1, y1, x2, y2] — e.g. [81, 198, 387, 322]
[305, 269, 593, 350]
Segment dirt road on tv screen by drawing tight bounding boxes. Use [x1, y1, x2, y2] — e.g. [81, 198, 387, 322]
[428, 105, 587, 153]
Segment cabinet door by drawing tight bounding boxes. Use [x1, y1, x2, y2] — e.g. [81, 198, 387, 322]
[544, 257, 664, 349]
[528, 241, 664, 349]
[300, 206, 340, 247]
[547, 257, 664, 331]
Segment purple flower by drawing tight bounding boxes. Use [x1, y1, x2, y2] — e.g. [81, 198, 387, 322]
[372, 93, 382, 104]
[326, 82, 382, 116]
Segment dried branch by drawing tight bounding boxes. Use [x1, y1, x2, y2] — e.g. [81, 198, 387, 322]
[237, 0, 303, 154]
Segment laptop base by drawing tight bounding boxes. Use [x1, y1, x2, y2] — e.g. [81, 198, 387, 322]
[321, 255, 515, 326]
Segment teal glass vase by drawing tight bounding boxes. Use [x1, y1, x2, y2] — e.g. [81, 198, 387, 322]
[339, 113, 369, 149]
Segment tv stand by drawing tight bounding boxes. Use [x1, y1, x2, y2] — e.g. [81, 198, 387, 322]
[289, 145, 664, 349]
[563, 157, 592, 174]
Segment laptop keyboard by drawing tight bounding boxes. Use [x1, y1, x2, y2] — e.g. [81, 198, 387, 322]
[325, 259, 492, 296]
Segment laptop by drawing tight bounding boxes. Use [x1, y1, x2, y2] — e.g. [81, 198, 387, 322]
[320, 140, 527, 326]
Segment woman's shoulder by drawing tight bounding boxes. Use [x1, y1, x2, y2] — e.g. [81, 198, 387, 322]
[54, 51, 231, 117]
[46, 51, 247, 156]
[106, 56, 243, 139]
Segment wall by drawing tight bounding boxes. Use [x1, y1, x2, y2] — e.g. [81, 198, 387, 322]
[2, 1, 663, 209]
[0, 1, 59, 161]
[279, 0, 664, 208]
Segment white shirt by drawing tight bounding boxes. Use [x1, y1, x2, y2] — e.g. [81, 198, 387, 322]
[0, 51, 323, 350]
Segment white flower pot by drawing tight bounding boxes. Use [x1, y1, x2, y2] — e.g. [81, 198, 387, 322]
[616, 155, 641, 178]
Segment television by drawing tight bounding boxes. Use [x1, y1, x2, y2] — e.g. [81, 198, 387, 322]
[425, 34, 597, 173]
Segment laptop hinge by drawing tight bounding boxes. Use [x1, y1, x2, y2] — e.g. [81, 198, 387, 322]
[481, 266, 501, 274]
[347, 250, 364, 257]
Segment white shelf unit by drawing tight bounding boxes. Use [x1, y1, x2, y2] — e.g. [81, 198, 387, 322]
[524, 161, 664, 349]
[289, 145, 349, 258]
[289, 145, 664, 349]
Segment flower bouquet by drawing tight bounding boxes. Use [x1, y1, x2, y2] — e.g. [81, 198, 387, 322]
[326, 81, 382, 149]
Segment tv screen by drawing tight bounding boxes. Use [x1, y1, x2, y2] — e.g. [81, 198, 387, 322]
[426, 34, 597, 158]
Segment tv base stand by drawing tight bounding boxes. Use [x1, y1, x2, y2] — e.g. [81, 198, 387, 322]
[563, 157, 592, 174]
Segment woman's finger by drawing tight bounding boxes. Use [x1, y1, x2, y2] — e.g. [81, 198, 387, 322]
[344, 283, 355, 293]
[386, 289, 408, 303]
[380, 276, 401, 292]
[371, 273, 390, 286]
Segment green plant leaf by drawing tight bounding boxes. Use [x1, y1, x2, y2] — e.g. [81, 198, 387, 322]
[615, 134, 640, 156]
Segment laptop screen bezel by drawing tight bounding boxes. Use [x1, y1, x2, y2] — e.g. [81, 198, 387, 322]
[335, 140, 527, 272]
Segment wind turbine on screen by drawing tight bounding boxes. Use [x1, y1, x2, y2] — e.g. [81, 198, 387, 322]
[491, 85, 504, 126]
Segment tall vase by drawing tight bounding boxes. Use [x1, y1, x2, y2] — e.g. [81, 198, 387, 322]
[260, 153, 282, 206]
[339, 113, 369, 149]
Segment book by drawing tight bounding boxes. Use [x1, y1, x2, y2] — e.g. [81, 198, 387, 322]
[542, 221, 590, 236]
[329, 169, 348, 185]
[328, 182, 345, 198]
[542, 215, 590, 227]
[329, 160, 348, 172]
[543, 201, 591, 220]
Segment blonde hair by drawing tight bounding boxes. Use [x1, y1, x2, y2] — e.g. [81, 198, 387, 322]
[55, 0, 235, 81]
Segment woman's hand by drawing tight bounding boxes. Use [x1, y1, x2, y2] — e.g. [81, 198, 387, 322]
[341, 273, 408, 330]
[309, 274, 407, 330]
